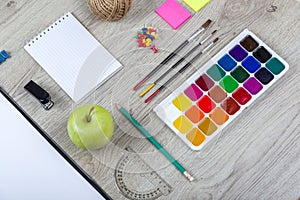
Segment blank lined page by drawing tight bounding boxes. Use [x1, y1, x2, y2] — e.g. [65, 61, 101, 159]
[24, 12, 122, 102]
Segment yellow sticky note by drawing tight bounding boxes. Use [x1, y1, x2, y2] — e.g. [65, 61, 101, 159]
[183, 0, 211, 12]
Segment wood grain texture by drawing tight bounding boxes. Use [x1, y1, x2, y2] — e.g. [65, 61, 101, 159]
[1, 0, 300, 199]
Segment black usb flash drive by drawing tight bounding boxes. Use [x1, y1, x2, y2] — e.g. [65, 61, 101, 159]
[24, 80, 54, 110]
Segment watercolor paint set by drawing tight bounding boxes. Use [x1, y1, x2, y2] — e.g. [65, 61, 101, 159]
[154, 29, 289, 150]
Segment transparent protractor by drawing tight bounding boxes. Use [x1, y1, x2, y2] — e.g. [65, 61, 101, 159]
[114, 147, 172, 200]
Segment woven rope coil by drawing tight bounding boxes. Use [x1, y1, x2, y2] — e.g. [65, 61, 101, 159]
[87, 0, 132, 21]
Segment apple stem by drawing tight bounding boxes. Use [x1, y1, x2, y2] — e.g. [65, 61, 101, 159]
[87, 106, 95, 122]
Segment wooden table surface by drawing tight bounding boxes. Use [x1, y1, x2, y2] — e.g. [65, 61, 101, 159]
[1, 0, 300, 199]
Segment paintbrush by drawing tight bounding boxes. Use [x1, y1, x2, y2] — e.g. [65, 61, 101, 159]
[145, 38, 219, 103]
[139, 30, 217, 97]
[133, 19, 212, 90]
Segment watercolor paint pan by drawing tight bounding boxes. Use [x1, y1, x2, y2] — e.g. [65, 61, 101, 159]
[154, 29, 289, 150]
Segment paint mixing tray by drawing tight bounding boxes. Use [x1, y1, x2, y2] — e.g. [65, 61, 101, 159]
[154, 29, 289, 150]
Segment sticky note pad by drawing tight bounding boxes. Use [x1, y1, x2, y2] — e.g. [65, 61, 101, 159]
[183, 0, 211, 12]
[155, 0, 191, 30]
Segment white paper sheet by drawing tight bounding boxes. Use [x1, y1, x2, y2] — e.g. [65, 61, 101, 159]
[0, 91, 107, 200]
[24, 12, 122, 102]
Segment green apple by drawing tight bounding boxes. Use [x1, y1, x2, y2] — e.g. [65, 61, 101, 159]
[67, 104, 114, 150]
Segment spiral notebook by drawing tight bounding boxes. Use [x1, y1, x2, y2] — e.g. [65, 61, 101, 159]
[24, 12, 122, 102]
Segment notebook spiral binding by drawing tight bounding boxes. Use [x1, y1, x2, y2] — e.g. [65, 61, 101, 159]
[26, 13, 71, 47]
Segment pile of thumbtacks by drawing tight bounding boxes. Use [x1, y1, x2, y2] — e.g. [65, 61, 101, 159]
[136, 26, 159, 53]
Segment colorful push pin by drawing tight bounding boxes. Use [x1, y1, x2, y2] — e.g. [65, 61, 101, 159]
[136, 26, 159, 53]
[149, 29, 157, 34]
[1, 50, 9, 59]
[151, 45, 158, 53]
[0, 50, 9, 63]
[142, 27, 148, 34]
[146, 35, 155, 40]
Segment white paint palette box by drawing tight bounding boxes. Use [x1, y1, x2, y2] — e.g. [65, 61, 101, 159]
[154, 29, 289, 150]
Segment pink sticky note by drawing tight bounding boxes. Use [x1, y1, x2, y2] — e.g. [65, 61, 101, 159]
[155, 0, 192, 30]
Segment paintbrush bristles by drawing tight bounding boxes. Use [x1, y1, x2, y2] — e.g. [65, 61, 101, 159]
[213, 38, 219, 43]
[211, 30, 217, 35]
[202, 19, 212, 29]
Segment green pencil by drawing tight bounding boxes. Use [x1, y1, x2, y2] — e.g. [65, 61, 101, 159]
[116, 104, 194, 182]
